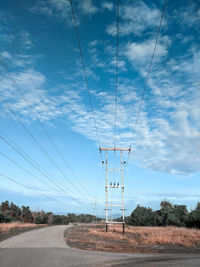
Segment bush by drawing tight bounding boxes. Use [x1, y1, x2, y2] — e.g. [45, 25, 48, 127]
[0, 211, 5, 223]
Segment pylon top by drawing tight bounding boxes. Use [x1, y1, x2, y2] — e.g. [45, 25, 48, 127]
[99, 147, 131, 151]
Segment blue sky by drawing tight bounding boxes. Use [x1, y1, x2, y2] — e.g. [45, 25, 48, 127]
[1, 0, 200, 216]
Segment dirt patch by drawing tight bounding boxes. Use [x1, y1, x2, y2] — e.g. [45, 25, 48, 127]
[0, 222, 47, 242]
[65, 224, 200, 254]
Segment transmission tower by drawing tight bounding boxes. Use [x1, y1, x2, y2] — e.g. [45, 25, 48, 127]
[100, 147, 131, 234]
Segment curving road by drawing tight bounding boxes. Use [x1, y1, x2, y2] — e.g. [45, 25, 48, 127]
[0, 225, 200, 266]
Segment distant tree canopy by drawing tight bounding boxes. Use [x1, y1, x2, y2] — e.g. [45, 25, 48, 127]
[3, 200, 200, 228]
[127, 206, 160, 226]
[0, 200, 101, 225]
[125, 201, 200, 228]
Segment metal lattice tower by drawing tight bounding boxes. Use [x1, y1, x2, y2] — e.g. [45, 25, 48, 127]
[99, 147, 131, 234]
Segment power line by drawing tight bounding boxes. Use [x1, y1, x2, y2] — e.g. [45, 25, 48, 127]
[128, 0, 167, 161]
[0, 173, 56, 202]
[0, 172, 88, 208]
[69, 0, 104, 211]
[0, 94, 89, 200]
[0, 133, 95, 205]
[0, 132, 80, 204]
[0, 57, 93, 200]
[0, 151, 62, 195]
[114, 0, 119, 149]
[69, 0, 101, 150]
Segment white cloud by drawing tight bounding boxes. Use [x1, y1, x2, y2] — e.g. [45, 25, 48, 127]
[1, 0, 200, 177]
[110, 59, 126, 71]
[31, 0, 70, 19]
[106, 1, 162, 36]
[89, 40, 98, 47]
[0, 15, 34, 50]
[174, 4, 200, 29]
[102, 2, 113, 11]
[0, 51, 35, 68]
[31, 0, 98, 20]
[124, 38, 168, 65]
[1, 51, 12, 60]
[79, 0, 98, 15]
[1, 59, 200, 176]
[19, 31, 34, 50]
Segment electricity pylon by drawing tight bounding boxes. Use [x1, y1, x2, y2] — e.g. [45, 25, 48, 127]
[99, 147, 131, 234]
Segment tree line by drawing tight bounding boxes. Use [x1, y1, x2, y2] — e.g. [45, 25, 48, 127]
[124, 201, 200, 228]
[0, 200, 101, 225]
[3, 200, 200, 228]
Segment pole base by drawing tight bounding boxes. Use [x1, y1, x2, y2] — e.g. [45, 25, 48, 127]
[122, 223, 125, 234]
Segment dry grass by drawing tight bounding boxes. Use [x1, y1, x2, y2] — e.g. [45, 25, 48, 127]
[90, 225, 200, 247]
[66, 224, 200, 253]
[0, 222, 45, 234]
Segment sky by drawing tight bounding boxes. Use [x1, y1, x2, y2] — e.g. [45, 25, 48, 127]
[1, 0, 200, 216]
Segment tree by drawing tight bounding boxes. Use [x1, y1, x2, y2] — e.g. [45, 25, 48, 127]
[21, 206, 33, 223]
[186, 202, 200, 228]
[47, 213, 54, 225]
[0, 201, 10, 215]
[32, 212, 38, 224]
[160, 201, 181, 226]
[10, 202, 21, 220]
[0, 211, 5, 223]
[128, 205, 157, 226]
[173, 205, 187, 226]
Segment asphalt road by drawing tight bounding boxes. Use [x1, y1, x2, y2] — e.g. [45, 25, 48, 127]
[0, 225, 200, 267]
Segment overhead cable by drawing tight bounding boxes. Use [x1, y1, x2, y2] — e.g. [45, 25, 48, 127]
[114, 0, 120, 149]
[0, 94, 88, 200]
[0, 57, 92, 200]
[69, 0, 101, 150]
[128, 0, 167, 162]
[0, 131, 80, 204]
[0, 173, 56, 202]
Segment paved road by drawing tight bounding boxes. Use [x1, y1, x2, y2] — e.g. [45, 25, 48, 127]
[0, 225, 200, 266]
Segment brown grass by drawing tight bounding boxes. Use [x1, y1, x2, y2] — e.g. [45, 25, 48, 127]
[0, 222, 45, 234]
[90, 225, 200, 247]
[66, 224, 200, 253]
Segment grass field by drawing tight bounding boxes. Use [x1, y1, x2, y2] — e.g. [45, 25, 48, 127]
[66, 224, 200, 253]
[90, 225, 200, 247]
[0, 222, 46, 242]
[0, 222, 41, 234]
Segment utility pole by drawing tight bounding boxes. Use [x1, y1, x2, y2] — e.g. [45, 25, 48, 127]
[99, 147, 131, 234]
[94, 199, 97, 223]
[92, 199, 97, 224]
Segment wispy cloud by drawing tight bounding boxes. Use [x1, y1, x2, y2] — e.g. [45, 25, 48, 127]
[30, 0, 98, 22]
[101, 2, 113, 11]
[30, 0, 70, 19]
[79, 0, 98, 15]
[106, 1, 162, 37]
[1, 0, 200, 178]
[18, 31, 34, 50]
[2, 46, 200, 176]
[124, 37, 169, 65]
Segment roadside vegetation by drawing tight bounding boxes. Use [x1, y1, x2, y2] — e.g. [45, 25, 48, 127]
[119, 201, 200, 229]
[66, 201, 200, 253]
[0, 200, 101, 225]
[0, 200, 101, 242]
[0, 222, 46, 242]
[66, 224, 200, 253]
[0, 222, 42, 234]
